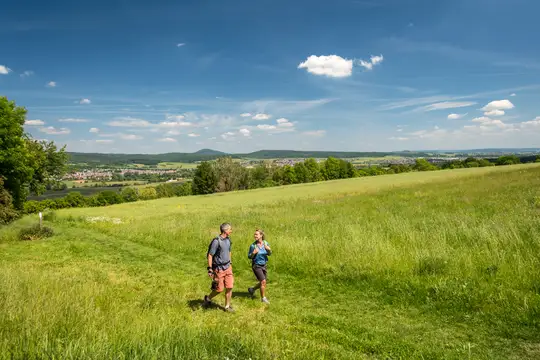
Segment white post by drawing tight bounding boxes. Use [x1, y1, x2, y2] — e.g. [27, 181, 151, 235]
[39, 212, 42, 229]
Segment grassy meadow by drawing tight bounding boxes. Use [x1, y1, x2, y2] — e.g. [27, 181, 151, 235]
[1, 165, 540, 359]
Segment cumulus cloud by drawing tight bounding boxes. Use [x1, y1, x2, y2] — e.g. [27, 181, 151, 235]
[252, 113, 271, 121]
[276, 118, 294, 127]
[89, 127, 99, 133]
[46, 81, 57, 88]
[447, 113, 467, 120]
[510, 93, 516, 97]
[108, 117, 151, 127]
[166, 114, 185, 121]
[20, 70, 34, 78]
[239, 128, 251, 137]
[520, 117, 540, 128]
[257, 124, 276, 131]
[166, 130, 181, 136]
[0, 65, 12, 75]
[159, 137, 177, 142]
[298, 55, 353, 78]
[419, 101, 476, 112]
[302, 130, 326, 137]
[240, 113, 252, 118]
[38, 126, 71, 135]
[158, 120, 193, 128]
[481, 99, 514, 112]
[25, 119, 45, 126]
[221, 131, 235, 140]
[96, 139, 114, 144]
[471, 116, 510, 128]
[79, 98, 91, 104]
[358, 54, 384, 71]
[59, 118, 90, 123]
[188, 133, 200, 137]
[484, 109, 505, 117]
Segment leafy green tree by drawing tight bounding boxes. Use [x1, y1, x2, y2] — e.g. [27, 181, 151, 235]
[138, 187, 158, 200]
[121, 187, 139, 202]
[338, 159, 356, 178]
[0, 178, 19, 224]
[213, 157, 245, 192]
[95, 190, 124, 206]
[413, 158, 438, 172]
[282, 165, 298, 185]
[293, 162, 309, 183]
[496, 155, 520, 166]
[322, 157, 342, 180]
[478, 159, 494, 167]
[303, 158, 323, 182]
[536, 156, 540, 163]
[0, 97, 67, 210]
[64, 192, 86, 207]
[192, 161, 218, 195]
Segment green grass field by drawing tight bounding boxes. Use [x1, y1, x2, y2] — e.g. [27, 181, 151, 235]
[157, 162, 199, 169]
[2, 165, 540, 359]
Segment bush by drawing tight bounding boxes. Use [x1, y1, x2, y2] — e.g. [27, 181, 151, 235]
[0, 178, 19, 224]
[138, 187, 158, 200]
[18, 224, 54, 241]
[121, 187, 139, 202]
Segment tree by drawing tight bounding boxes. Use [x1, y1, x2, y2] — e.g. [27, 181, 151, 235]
[496, 155, 520, 166]
[64, 192, 86, 208]
[322, 157, 342, 180]
[303, 158, 323, 182]
[0, 96, 67, 211]
[213, 157, 245, 192]
[282, 165, 298, 185]
[293, 162, 309, 183]
[0, 178, 19, 224]
[413, 158, 438, 172]
[192, 161, 218, 195]
[138, 187, 158, 200]
[338, 159, 356, 179]
[536, 156, 540, 163]
[121, 187, 139, 202]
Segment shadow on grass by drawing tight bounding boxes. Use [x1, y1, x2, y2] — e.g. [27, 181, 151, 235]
[187, 299, 226, 312]
[232, 291, 254, 299]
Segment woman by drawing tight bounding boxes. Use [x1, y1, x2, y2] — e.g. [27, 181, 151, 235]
[247, 229, 272, 304]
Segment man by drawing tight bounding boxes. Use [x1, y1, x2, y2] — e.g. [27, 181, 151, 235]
[203, 223, 235, 312]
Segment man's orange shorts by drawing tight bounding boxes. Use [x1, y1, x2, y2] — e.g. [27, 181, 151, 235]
[212, 266, 234, 292]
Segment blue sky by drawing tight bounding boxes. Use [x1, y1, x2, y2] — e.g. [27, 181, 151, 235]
[1, 0, 540, 154]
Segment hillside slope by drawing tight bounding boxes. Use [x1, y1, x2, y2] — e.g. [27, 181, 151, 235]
[1, 164, 540, 359]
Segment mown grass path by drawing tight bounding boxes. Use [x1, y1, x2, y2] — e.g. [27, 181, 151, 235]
[2, 165, 540, 359]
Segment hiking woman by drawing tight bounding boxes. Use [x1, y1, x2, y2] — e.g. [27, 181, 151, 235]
[247, 229, 271, 304]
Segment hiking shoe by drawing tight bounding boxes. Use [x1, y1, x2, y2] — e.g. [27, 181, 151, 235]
[224, 306, 235, 313]
[203, 295, 212, 307]
[261, 297, 270, 304]
[248, 287, 255, 297]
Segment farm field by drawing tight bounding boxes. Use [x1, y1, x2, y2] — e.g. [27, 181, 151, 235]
[2, 164, 540, 359]
[157, 162, 199, 169]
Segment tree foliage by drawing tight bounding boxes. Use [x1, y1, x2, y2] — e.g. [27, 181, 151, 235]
[192, 161, 218, 195]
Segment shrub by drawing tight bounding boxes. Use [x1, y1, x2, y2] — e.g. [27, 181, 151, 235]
[0, 178, 19, 224]
[121, 187, 139, 202]
[138, 187, 158, 200]
[18, 224, 54, 241]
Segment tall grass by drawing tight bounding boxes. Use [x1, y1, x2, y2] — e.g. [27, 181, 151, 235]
[1, 164, 540, 359]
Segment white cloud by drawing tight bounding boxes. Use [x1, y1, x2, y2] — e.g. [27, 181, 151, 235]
[177, 43, 186, 47]
[0, 65, 11, 75]
[59, 118, 90, 123]
[188, 133, 200, 137]
[166, 114, 185, 121]
[276, 118, 294, 128]
[159, 137, 177, 142]
[38, 126, 71, 135]
[447, 113, 467, 120]
[221, 132, 235, 140]
[389, 136, 409, 141]
[298, 55, 353, 78]
[120, 134, 143, 140]
[484, 109, 505, 117]
[158, 120, 192, 128]
[520, 117, 540, 128]
[257, 124, 277, 131]
[20, 70, 34, 78]
[166, 130, 181, 136]
[419, 101, 477, 112]
[79, 98, 91, 104]
[89, 127, 99, 133]
[358, 54, 384, 71]
[25, 119, 45, 126]
[239, 128, 251, 137]
[510, 93, 516, 97]
[46, 81, 57, 88]
[240, 113, 252, 118]
[481, 99, 514, 112]
[302, 130, 326, 137]
[96, 139, 114, 144]
[409, 128, 448, 139]
[252, 113, 271, 121]
[108, 117, 151, 127]
[471, 117, 509, 128]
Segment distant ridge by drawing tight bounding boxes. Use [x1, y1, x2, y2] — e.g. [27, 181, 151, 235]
[193, 148, 227, 156]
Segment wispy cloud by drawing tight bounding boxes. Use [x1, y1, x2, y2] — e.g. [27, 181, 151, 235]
[59, 118, 90, 123]
[447, 113, 467, 120]
[108, 117, 151, 127]
[79, 98, 91, 104]
[25, 119, 45, 126]
[89, 127, 99, 133]
[416, 101, 477, 112]
[119, 134, 143, 140]
[38, 126, 71, 135]
[177, 43, 186, 47]
[96, 139, 114, 144]
[46, 81, 56, 88]
[357, 54, 384, 71]
[158, 137, 177, 142]
[20, 70, 34, 78]
[302, 130, 326, 137]
[252, 113, 271, 121]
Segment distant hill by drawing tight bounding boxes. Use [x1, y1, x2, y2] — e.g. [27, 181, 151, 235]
[66, 148, 540, 165]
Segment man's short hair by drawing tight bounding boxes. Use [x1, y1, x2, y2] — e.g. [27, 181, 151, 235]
[220, 223, 231, 233]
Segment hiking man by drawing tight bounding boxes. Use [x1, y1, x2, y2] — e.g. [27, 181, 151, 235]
[203, 223, 235, 312]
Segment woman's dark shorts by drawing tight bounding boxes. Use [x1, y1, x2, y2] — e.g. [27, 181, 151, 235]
[252, 264, 267, 282]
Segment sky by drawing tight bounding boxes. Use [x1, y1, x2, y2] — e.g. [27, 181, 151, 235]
[1, 0, 540, 154]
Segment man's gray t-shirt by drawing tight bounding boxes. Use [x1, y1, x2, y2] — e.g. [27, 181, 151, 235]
[208, 236, 232, 270]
